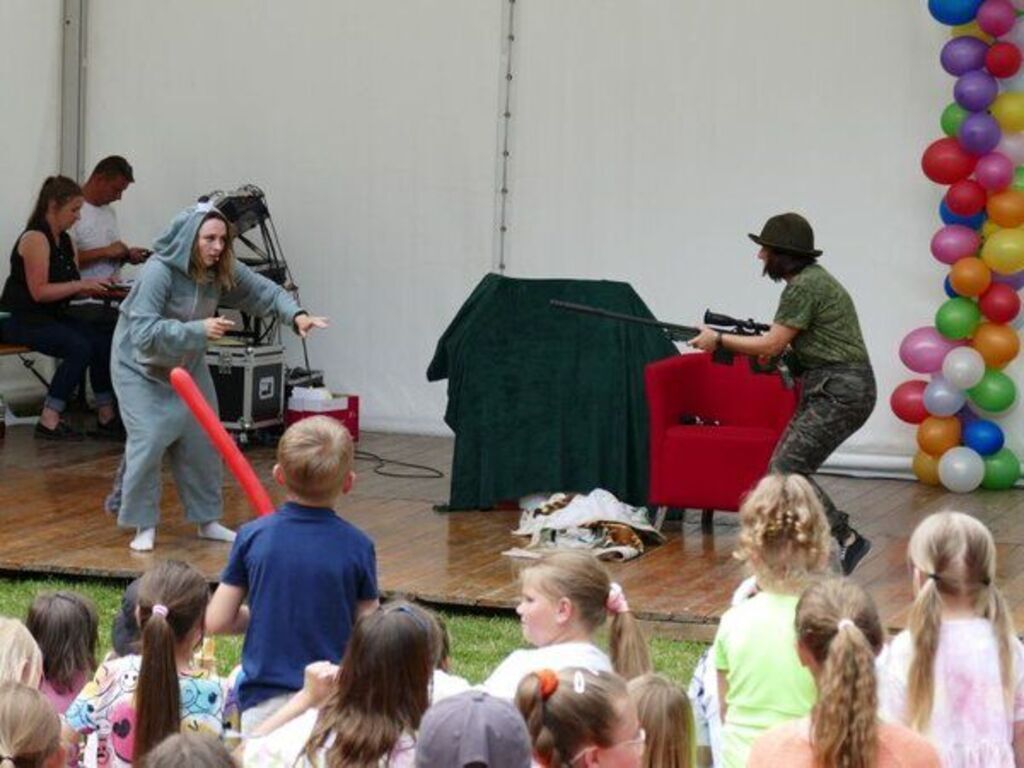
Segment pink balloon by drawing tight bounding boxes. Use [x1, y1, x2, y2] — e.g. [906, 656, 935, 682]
[975, 152, 1014, 191]
[978, 0, 1017, 37]
[900, 327, 965, 373]
[931, 225, 981, 265]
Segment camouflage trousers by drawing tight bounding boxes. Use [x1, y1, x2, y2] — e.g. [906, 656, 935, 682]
[769, 364, 876, 542]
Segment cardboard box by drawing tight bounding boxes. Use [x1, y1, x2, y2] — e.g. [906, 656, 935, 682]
[285, 388, 360, 441]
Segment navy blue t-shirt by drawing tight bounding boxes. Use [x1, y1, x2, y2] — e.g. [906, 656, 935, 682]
[220, 502, 378, 711]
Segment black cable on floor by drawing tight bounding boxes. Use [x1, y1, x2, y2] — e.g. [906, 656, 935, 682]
[355, 450, 444, 479]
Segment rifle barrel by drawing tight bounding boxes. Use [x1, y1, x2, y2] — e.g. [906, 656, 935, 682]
[549, 299, 699, 341]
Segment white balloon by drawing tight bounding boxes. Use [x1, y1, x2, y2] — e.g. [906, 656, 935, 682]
[924, 376, 967, 417]
[998, 133, 1024, 166]
[938, 446, 986, 493]
[942, 347, 987, 389]
[1002, 18, 1024, 46]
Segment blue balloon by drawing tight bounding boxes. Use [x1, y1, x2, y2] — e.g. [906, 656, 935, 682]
[944, 275, 961, 298]
[963, 419, 1005, 456]
[940, 198, 986, 229]
[928, 0, 983, 26]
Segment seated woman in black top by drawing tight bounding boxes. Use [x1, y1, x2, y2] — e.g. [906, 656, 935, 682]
[0, 176, 116, 439]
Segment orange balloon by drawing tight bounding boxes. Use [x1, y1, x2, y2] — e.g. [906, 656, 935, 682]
[972, 322, 1021, 369]
[949, 257, 992, 297]
[912, 450, 941, 485]
[987, 190, 1024, 228]
[916, 416, 961, 456]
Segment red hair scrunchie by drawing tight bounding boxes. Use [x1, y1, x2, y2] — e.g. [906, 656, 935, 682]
[536, 668, 559, 700]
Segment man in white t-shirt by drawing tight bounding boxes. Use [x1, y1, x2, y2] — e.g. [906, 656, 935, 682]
[69, 156, 148, 325]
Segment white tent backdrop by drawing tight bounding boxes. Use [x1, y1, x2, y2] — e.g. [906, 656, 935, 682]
[0, 0, 62, 393]
[4, 1, 1018, 472]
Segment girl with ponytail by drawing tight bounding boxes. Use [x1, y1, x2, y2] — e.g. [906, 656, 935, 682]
[876, 512, 1024, 767]
[516, 667, 644, 768]
[482, 551, 651, 700]
[749, 578, 939, 768]
[64, 560, 224, 766]
[0, 682, 66, 768]
[710, 473, 831, 768]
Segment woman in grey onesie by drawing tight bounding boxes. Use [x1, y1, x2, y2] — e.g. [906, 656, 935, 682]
[111, 202, 326, 551]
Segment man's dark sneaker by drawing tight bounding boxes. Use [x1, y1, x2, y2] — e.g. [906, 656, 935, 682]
[34, 421, 85, 441]
[840, 531, 872, 575]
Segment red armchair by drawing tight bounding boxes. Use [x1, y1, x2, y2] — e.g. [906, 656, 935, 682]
[645, 352, 798, 530]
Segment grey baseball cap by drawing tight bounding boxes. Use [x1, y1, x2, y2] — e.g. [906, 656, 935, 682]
[415, 690, 532, 768]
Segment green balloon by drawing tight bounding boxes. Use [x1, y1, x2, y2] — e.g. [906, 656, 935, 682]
[1013, 166, 1024, 193]
[982, 447, 1021, 490]
[934, 297, 981, 340]
[968, 370, 1017, 412]
[941, 102, 968, 138]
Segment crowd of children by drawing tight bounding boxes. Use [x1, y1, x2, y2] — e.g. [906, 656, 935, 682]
[0, 415, 1021, 767]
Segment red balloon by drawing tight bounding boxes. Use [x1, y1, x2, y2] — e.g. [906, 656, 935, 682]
[986, 41, 1023, 79]
[979, 281, 1022, 323]
[891, 380, 930, 424]
[922, 138, 979, 185]
[169, 367, 275, 517]
[946, 179, 988, 216]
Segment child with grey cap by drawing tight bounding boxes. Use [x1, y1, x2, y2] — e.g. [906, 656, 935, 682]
[415, 690, 531, 768]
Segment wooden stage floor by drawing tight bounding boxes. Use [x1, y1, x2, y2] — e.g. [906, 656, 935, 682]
[2, 424, 1024, 640]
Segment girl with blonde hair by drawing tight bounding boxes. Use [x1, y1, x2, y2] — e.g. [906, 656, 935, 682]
[711, 473, 831, 768]
[0, 617, 43, 687]
[628, 674, 695, 768]
[0, 682, 67, 768]
[877, 511, 1024, 766]
[482, 550, 651, 700]
[749, 578, 939, 768]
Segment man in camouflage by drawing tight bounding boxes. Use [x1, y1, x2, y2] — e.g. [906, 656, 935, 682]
[690, 213, 875, 574]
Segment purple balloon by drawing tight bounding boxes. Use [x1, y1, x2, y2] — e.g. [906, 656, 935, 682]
[993, 270, 1024, 289]
[931, 224, 981, 264]
[955, 70, 999, 112]
[900, 326, 965, 373]
[941, 36, 989, 76]
[956, 404, 982, 427]
[958, 112, 1002, 154]
[975, 152, 1014, 190]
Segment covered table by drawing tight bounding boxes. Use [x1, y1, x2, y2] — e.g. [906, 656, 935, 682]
[427, 273, 678, 510]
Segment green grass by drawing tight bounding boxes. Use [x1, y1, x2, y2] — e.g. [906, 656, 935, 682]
[0, 576, 705, 687]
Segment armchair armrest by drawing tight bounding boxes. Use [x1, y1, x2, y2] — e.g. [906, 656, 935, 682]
[645, 353, 709, 444]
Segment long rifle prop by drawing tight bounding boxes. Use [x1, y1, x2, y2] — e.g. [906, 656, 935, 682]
[550, 300, 793, 386]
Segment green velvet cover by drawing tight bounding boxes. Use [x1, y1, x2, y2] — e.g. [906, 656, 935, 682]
[427, 273, 678, 510]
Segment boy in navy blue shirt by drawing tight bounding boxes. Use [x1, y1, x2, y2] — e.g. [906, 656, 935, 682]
[205, 416, 378, 734]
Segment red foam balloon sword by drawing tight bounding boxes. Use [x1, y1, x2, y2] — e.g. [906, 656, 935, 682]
[170, 366, 275, 517]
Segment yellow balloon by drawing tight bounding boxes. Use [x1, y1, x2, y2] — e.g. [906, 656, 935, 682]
[981, 228, 1024, 274]
[950, 21, 993, 42]
[913, 450, 941, 486]
[982, 219, 1002, 240]
[992, 93, 1024, 134]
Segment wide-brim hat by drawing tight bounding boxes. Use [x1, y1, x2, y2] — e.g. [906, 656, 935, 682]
[748, 212, 822, 257]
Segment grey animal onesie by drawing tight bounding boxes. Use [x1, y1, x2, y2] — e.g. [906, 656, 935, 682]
[111, 203, 301, 528]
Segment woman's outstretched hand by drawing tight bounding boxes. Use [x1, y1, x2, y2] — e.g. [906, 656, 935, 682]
[295, 314, 329, 338]
[203, 317, 235, 340]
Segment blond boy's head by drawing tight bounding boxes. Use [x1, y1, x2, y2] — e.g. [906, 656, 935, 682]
[274, 416, 355, 506]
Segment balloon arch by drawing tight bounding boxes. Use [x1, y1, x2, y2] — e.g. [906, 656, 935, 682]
[894, 0, 1024, 491]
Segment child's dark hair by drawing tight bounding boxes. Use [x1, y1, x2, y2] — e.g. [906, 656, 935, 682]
[516, 667, 629, 768]
[141, 732, 233, 768]
[304, 601, 433, 767]
[25, 591, 98, 695]
[522, 551, 651, 679]
[134, 560, 211, 762]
